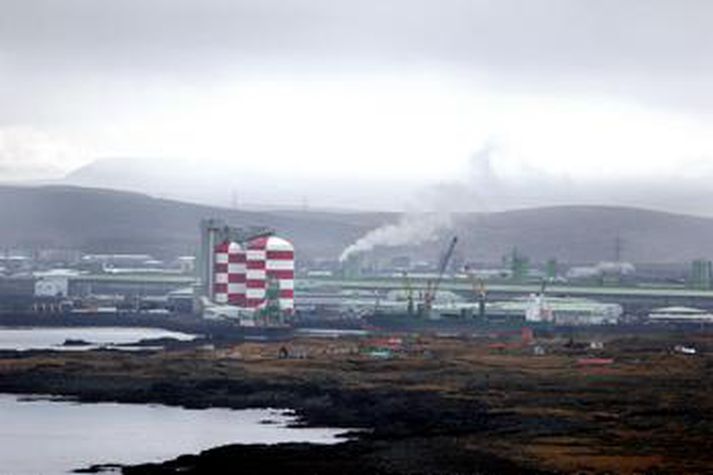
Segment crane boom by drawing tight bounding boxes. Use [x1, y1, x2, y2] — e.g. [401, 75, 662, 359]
[422, 236, 458, 315]
[432, 236, 458, 297]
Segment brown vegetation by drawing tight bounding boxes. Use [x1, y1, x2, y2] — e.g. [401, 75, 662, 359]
[0, 331, 711, 473]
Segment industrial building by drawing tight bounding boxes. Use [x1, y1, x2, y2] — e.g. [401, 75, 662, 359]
[522, 295, 623, 325]
[648, 306, 713, 324]
[0, 219, 297, 324]
[199, 219, 295, 323]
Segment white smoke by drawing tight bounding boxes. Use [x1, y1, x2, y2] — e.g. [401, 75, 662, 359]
[596, 261, 636, 275]
[339, 212, 452, 262]
[566, 261, 636, 279]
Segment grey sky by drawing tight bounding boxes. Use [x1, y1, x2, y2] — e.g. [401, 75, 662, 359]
[3, 2, 710, 68]
[1, 0, 712, 212]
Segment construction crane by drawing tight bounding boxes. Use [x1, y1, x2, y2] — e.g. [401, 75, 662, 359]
[421, 236, 458, 317]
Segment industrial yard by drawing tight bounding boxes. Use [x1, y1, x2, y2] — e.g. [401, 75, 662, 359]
[0, 214, 712, 474]
[4, 213, 713, 332]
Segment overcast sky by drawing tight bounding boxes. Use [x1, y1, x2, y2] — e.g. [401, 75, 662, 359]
[1, 0, 713, 212]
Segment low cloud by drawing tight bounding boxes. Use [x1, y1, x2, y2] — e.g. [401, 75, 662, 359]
[0, 127, 89, 181]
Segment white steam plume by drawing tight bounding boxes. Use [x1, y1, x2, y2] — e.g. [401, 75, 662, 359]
[339, 213, 452, 262]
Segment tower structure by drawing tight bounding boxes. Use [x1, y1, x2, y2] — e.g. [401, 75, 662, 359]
[198, 219, 293, 315]
[213, 241, 246, 305]
[245, 235, 295, 312]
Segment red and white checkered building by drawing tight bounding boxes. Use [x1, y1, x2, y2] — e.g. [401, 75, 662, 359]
[213, 235, 294, 312]
[213, 241, 246, 306]
[245, 236, 295, 312]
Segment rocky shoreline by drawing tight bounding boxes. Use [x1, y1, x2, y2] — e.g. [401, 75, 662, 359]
[0, 331, 710, 474]
[0, 368, 549, 474]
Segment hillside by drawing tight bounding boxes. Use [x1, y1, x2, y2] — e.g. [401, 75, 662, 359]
[0, 186, 391, 261]
[453, 206, 713, 264]
[2, 185, 713, 263]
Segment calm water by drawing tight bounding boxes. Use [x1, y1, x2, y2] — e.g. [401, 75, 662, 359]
[0, 326, 197, 351]
[0, 394, 348, 474]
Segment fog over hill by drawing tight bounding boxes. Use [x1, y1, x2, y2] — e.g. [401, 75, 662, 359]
[2, 185, 713, 264]
[61, 156, 713, 218]
[62, 157, 424, 212]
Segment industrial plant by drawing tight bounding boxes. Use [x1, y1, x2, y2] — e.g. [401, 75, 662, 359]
[0, 209, 711, 475]
[198, 219, 295, 326]
[0, 213, 713, 338]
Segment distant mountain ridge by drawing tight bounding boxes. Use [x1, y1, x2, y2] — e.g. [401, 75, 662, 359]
[1, 185, 713, 264]
[0, 185, 392, 261]
[453, 205, 713, 264]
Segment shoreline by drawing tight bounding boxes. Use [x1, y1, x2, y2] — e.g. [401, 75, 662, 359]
[0, 329, 710, 474]
[0, 368, 540, 474]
